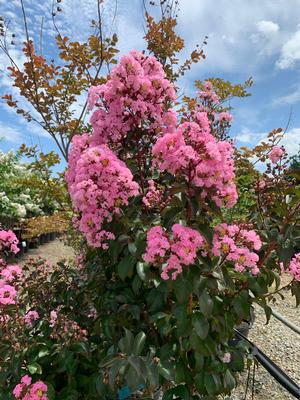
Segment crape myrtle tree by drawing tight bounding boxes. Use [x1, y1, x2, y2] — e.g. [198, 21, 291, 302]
[63, 53, 300, 399]
[0, 1, 300, 399]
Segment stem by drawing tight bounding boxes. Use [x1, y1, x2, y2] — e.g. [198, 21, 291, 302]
[264, 278, 294, 298]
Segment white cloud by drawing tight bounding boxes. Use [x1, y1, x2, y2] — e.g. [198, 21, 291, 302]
[176, 0, 300, 73]
[235, 129, 265, 144]
[236, 127, 300, 157]
[256, 20, 279, 36]
[0, 122, 23, 143]
[281, 128, 300, 155]
[276, 30, 300, 69]
[273, 84, 300, 105]
[1, 0, 300, 75]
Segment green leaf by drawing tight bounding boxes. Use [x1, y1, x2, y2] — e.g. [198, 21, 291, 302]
[126, 366, 139, 391]
[99, 354, 120, 368]
[127, 355, 146, 380]
[132, 275, 142, 293]
[128, 242, 137, 255]
[108, 360, 127, 389]
[117, 255, 135, 280]
[137, 262, 148, 281]
[38, 348, 49, 358]
[223, 369, 236, 393]
[204, 372, 222, 396]
[163, 207, 183, 228]
[230, 349, 244, 372]
[132, 332, 146, 356]
[27, 362, 42, 375]
[163, 385, 191, 400]
[199, 291, 214, 317]
[192, 313, 209, 339]
[291, 282, 300, 306]
[45, 383, 55, 400]
[174, 278, 191, 303]
[194, 372, 205, 394]
[232, 291, 250, 319]
[118, 328, 134, 354]
[157, 362, 174, 380]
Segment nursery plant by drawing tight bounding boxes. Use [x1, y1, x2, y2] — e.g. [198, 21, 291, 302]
[0, 1, 300, 399]
[1, 51, 299, 399]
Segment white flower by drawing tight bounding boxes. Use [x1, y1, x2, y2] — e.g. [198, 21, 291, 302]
[19, 193, 30, 201]
[221, 352, 231, 363]
[13, 203, 27, 218]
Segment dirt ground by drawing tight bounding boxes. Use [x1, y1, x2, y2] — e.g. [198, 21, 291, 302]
[18, 238, 75, 265]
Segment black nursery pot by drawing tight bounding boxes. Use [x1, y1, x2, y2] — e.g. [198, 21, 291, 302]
[31, 239, 39, 248]
[44, 233, 50, 243]
[49, 232, 55, 241]
[39, 234, 45, 245]
[28, 240, 37, 249]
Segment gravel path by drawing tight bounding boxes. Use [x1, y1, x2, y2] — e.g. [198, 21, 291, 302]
[19, 238, 75, 265]
[18, 241, 299, 399]
[231, 278, 300, 400]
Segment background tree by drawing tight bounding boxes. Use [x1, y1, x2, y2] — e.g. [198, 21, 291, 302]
[1, 0, 119, 160]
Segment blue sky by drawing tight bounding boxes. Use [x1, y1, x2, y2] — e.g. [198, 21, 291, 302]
[1, 0, 300, 170]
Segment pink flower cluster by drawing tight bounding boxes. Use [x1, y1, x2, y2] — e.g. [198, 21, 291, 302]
[269, 145, 284, 164]
[49, 309, 58, 327]
[219, 112, 233, 123]
[212, 224, 262, 275]
[0, 284, 17, 305]
[88, 50, 176, 145]
[1, 264, 22, 282]
[24, 310, 39, 327]
[143, 224, 205, 280]
[66, 142, 139, 248]
[13, 375, 48, 400]
[152, 120, 238, 208]
[65, 133, 92, 187]
[0, 230, 19, 254]
[281, 253, 300, 281]
[142, 179, 162, 208]
[0, 245, 22, 306]
[198, 81, 220, 104]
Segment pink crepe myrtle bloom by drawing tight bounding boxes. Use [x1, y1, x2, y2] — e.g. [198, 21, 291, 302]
[88, 51, 176, 145]
[212, 223, 262, 275]
[29, 380, 48, 400]
[142, 180, 163, 208]
[13, 375, 32, 399]
[152, 119, 238, 209]
[0, 230, 19, 254]
[0, 278, 6, 287]
[219, 112, 233, 123]
[1, 264, 22, 282]
[13, 376, 48, 400]
[143, 224, 206, 280]
[269, 145, 284, 163]
[0, 284, 17, 305]
[198, 80, 220, 103]
[143, 226, 170, 264]
[49, 310, 58, 327]
[24, 311, 39, 327]
[66, 143, 139, 248]
[281, 253, 300, 281]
